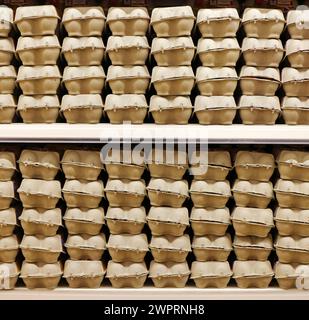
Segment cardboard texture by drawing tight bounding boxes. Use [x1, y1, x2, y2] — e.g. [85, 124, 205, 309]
[286, 39, 309, 68]
[0, 94, 16, 124]
[282, 97, 309, 125]
[0, 38, 14, 66]
[0, 7, 13, 37]
[0, 235, 19, 263]
[0, 181, 14, 210]
[0, 152, 16, 181]
[287, 10, 309, 39]
[0, 262, 19, 289]
[0, 66, 16, 94]
[282, 68, 309, 97]
[0, 208, 16, 237]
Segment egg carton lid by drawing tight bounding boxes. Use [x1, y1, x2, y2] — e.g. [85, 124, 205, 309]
[194, 96, 236, 112]
[20, 234, 63, 252]
[104, 94, 147, 110]
[197, 8, 240, 24]
[0, 95, 16, 109]
[190, 180, 231, 197]
[61, 149, 102, 169]
[149, 261, 190, 278]
[277, 150, 309, 167]
[274, 262, 309, 278]
[192, 234, 232, 250]
[17, 36, 60, 52]
[15, 5, 59, 22]
[107, 65, 150, 81]
[18, 179, 61, 198]
[150, 234, 191, 251]
[107, 233, 148, 251]
[190, 150, 232, 168]
[19, 208, 62, 226]
[62, 179, 104, 197]
[0, 66, 16, 78]
[18, 149, 60, 169]
[63, 66, 105, 81]
[147, 207, 189, 225]
[62, 7, 105, 23]
[0, 38, 14, 53]
[151, 66, 194, 82]
[191, 261, 232, 278]
[286, 39, 309, 56]
[106, 36, 149, 51]
[231, 207, 274, 227]
[63, 207, 104, 224]
[275, 235, 309, 252]
[61, 95, 103, 111]
[235, 151, 275, 168]
[197, 38, 239, 53]
[233, 261, 274, 278]
[150, 95, 192, 111]
[196, 67, 238, 81]
[145, 148, 188, 166]
[282, 97, 309, 110]
[147, 178, 189, 197]
[190, 207, 230, 224]
[282, 68, 309, 83]
[0, 208, 16, 225]
[17, 95, 59, 110]
[233, 235, 273, 249]
[0, 181, 14, 198]
[151, 6, 194, 23]
[242, 38, 283, 52]
[151, 37, 195, 53]
[106, 261, 148, 278]
[0, 7, 13, 24]
[240, 66, 280, 82]
[65, 233, 106, 250]
[242, 8, 284, 23]
[0, 262, 19, 277]
[0, 234, 18, 250]
[20, 261, 62, 278]
[63, 260, 105, 278]
[287, 10, 309, 26]
[106, 7, 149, 22]
[0, 152, 16, 170]
[17, 66, 61, 81]
[274, 179, 309, 196]
[238, 95, 280, 111]
[233, 180, 273, 197]
[62, 37, 104, 53]
[105, 179, 146, 195]
[275, 207, 309, 224]
[106, 207, 146, 223]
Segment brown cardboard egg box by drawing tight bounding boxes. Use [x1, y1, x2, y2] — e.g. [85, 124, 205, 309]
[106, 7, 149, 36]
[275, 235, 309, 264]
[150, 6, 195, 37]
[149, 261, 190, 288]
[15, 5, 59, 36]
[282, 97, 309, 125]
[197, 38, 240, 67]
[62, 37, 105, 66]
[0, 94, 16, 124]
[18, 179, 61, 209]
[62, 7, 106, 37]
[20, 261, 62, 289]
[106, 261, 148, 288]
[20, 234, 63, 263]
[106, 36, 149, 65]
[19, 208, 62, 236]
[0, 262, 19, 290]
[63, 179, 104, 208]
[147, 178, 189, 208]
[189, 150, 232, 180]
[63, 260, 105, 288]
[63, 66, 106, 95]
[107, 65, 150, 94]
[0, 66, 16, 94]
[17, 95, 59, 124]
[149, 95, 192, 125]
[232, 206, 274, 238]
[0, 38, 15, 66]
[151, 66, 195, 96]
[194, 95, 236, 125]
[190, 207, 230, 236]
[190, 180, 231, 209]
[277, 150, 309, 181]
[16, 36, 60, 66]
[150, 234, 191, 263]
[232, 179, 273, 209]
[151, 37, 195, 66]
[17, 66, 61, 95]
[0, 208, 16, 237]
[0, 7, 13, 37]
[282, 68, 309, 97]
[275, 207, 309, 237]
[104, 94, 148, 124]
[192, 234, 232, 262]
[65, 233, 106, 261]
[18, 149, 60, 180]
[147, 206, 189, 236]
[235, 150, 275, 181]
[274, 179, 309, 209]
[285, 39, 309, 68]
[233, 260, 274, 288]
[105, 179, 145, 207]
[0, 234, 19, 263]
[242, 8, 285, 39]
[106, 207, 146, 235]
[61, 149, 103, 180]
[196, 8, 240, 38]
[0, 151, 16, 181]
[242, 38, 284, 67]
[64, 207, 104, 235]
[145, 148, 188, 179]
[233, 235, 273, 261]
[287, 10, 309, 39]
[107, 233, 148, 263]
[0, 181, 14, 210]
[274, 262, 309, 289]
[196, 67, 238, 96]
[239, 66, 280, 96]
[191, 261, 232, 288]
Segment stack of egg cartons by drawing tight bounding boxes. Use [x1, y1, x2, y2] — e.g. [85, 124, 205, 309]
[194, 8, 240, 124]
[146, 148, 191, 288]
[17, 149, 63, 289]
[15, 5, 61, 124]
[274, 150, 309, 288]
[0, 151, 19, 290]
[0, 7, 16, 124]
[239, 8, 284, 124]
[282, 10, 309, 124]
[231, 151, 275, 288]
[105, 7, 150, 124]
[189, 150, 233, 288]
[149, 6, 195, 124]
[61, 7, 106, 123]
[61, 149, 106, 288]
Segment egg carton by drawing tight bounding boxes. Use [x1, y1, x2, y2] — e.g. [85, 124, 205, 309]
[0, 235, 18, 263]
[287, 10, 309, 39]
[0, 39, 14, 66]
[0, 208, 16, 237]
[0, 181, 14, 210]
[285, 39, 309, 68]
[0, 94, 16, 124]
[0, 152, 15, 181]
[0, 7, 13, 37]
[282, 97, 309, 125]
[0, 66, 16, 94]
[282, 68, 309, 97]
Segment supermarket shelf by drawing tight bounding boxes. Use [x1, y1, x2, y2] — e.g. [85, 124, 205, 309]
[0, 287, 308, 300]
[1, 124, 309, 144]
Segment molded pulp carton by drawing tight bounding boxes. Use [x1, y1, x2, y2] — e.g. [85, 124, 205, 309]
[0, 235, 19, 263]
[0, 39, 14, 66]
[282, 97, 309, 125]
[282, 68, 309, 97]
[0, 208, 16, 237]
[0, 7, 13, 37]
[0, 152, 16, 181]
[0, 94, 16, 124]
[0, 262, 19, 289]
[287, 10, 309, 39]
[0, 66, 16, 94]
[286, 39, 309, 68]
[0, 181, 14, 210]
